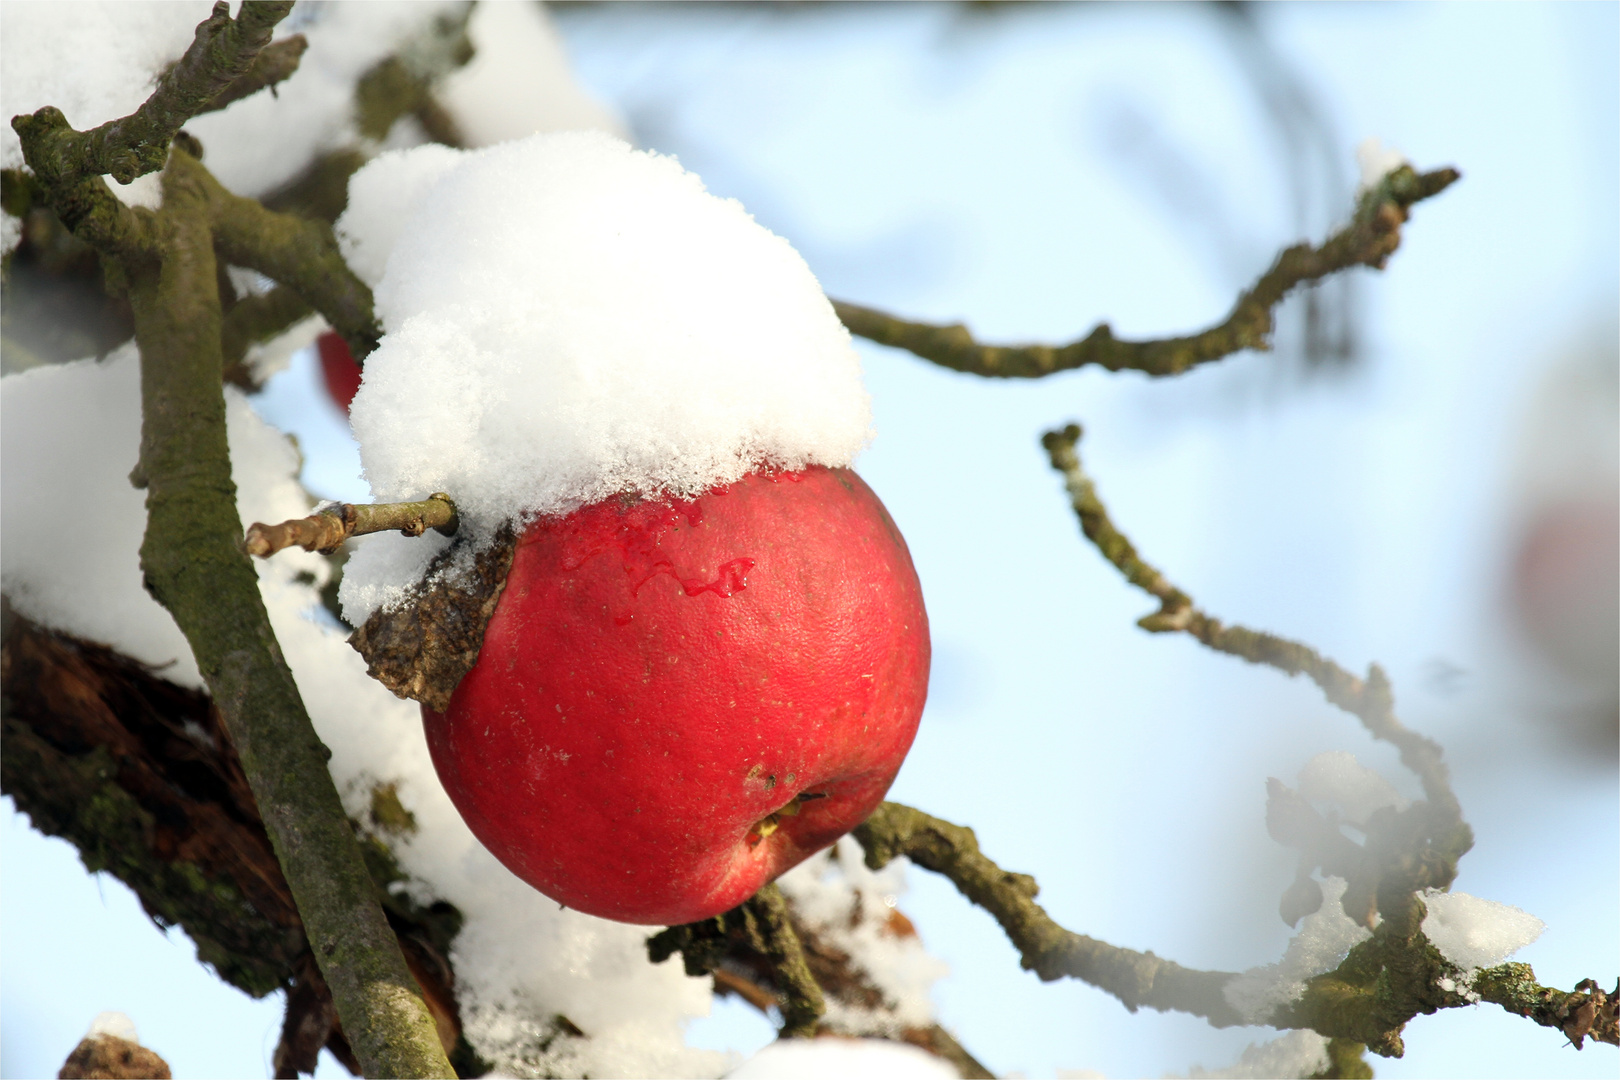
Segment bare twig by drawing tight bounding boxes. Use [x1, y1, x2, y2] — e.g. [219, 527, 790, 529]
[855, 802, 1245, 1025]
[203, 34, 309, 114]
[1040, 423, 1461, 818]
[833, 165, 1458, 379]
[246, 495, 458, 558]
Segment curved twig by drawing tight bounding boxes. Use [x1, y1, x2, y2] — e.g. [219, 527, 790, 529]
[834, 165, 1458, 379]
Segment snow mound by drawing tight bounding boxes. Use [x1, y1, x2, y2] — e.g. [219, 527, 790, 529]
[1223, 877, 1373, 1024]
[1297, 751, 1408, 827]
[728, 1037, 958, 1080]
[1421, 890, 1544, 973]
[1179, 1030, 1330, 1079]
[336, 132, 871, 624]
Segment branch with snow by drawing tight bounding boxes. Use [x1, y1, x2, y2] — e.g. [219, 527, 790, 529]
[854, 801, 1616, 1059]
[833, 164, 1458, 379]
[11, 1, 292, 189]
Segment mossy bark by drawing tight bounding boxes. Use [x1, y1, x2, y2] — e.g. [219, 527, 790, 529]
[114, 150, 452, 1078]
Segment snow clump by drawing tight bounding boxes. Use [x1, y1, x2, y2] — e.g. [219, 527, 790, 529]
[1421, 890, 1544, 974]
[336, 132, 872, 624]
[1223, 877, 1373, 1024]
[776, 840, 947, 1036]
[728, 1037, 959, 1080]
[1356, 137, 1409, 194]
[1177, 1030, 1330, 1079]
[1297, 751, 1408, 827]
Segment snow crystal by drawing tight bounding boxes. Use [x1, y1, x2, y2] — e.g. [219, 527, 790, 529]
[1223, 878, 1373, 1024]
[1, 349, 725, 1077]
[776, 841, 947, 1035]
[85, 1011, 139, 1043]
[728, 1037, 959, 1080]
[437, 0, 628, 147]
[1296, 751, 1407, 827]
[1421, 890, 1544, 973]
[1178, 1030, 1330, 1080]
[336, 132, 871, 623]
[1356, 137, 1409, 194]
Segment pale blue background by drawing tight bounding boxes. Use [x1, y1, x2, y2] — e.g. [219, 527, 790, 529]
[4, 4, 1615, 1078]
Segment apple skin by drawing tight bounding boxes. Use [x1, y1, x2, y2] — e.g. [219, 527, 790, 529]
[317, 331, 362, 413]
[422, 466, 929, 925]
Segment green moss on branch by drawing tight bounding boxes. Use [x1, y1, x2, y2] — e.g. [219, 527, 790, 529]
[834, 165, 1458, 379]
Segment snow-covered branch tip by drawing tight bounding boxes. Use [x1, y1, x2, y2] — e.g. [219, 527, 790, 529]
[11, 1, 296, 189]
[855, 802, 1619, 1059]
[833, 164, 1458, 379]
[245, 495, 459, 558]
[1041, 422, 1463, 822]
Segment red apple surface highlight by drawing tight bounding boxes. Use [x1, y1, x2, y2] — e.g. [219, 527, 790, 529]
[423, 466, 929, 925]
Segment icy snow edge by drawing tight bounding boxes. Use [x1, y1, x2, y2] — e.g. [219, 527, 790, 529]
[336, 132, 872, 625]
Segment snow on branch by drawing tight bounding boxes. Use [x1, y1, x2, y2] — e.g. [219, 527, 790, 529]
[833, 164, 1458, 379]
[12, 2, 295, 189]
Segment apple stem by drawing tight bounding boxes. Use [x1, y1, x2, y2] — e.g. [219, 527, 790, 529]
[245, 493, 459, 558]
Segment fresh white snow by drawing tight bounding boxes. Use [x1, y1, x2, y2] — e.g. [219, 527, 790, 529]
[1223, 877, 1373, 1024]
[1421, 890, 1545, 974]
[336, 132, 872, 624]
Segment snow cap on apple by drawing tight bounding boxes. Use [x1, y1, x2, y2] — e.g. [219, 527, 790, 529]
[336, 132, 928, 926]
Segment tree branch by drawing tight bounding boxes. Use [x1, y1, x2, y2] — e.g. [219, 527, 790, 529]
[1039, 423, 1462, 819]
[221, 284, 314, 388]
[855, 802, 1617, 1057]
[246, 495, 459, 558]
[115, 147, 450, 1078]
[833, 165, 1458, 379]
[854, 802, 1245, 1025]
[13, 2, 293, 189]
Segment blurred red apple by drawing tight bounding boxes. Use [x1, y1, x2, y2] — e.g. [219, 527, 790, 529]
[317, 331, 362, 413]
[423, 466, 929, 925]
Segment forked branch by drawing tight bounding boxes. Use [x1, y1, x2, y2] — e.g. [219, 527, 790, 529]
[834, 165, 1458, 379]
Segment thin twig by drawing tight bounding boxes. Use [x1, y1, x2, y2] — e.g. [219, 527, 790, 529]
[854, 802, 1245, 1025]
[1040, 423, 1461, 818]
[833, 165, 1458, 379]
[246, 495, 458, 558]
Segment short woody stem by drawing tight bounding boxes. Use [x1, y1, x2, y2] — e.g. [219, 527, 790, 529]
[246, 494, 458, 558]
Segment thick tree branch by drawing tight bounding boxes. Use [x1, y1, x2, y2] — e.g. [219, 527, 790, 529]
[834, 165, 1458, 379]
[115, 148, 450, 1078]
[246, 495, 459, 558]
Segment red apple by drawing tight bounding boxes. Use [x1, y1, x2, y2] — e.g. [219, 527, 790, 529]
[317, 331, 362, 413]
[422, 466, 929, 925]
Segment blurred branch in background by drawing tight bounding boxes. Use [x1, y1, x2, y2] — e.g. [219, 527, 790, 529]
[832, 164, 1456, 380]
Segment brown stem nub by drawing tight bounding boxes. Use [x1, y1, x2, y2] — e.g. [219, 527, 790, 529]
[246, 494, 458, 558]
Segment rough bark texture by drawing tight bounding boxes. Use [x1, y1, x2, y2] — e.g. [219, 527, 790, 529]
[58, 1034, 172, 1080]
[0, 606, 486, 1078]
[349, 526, 518, 712]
